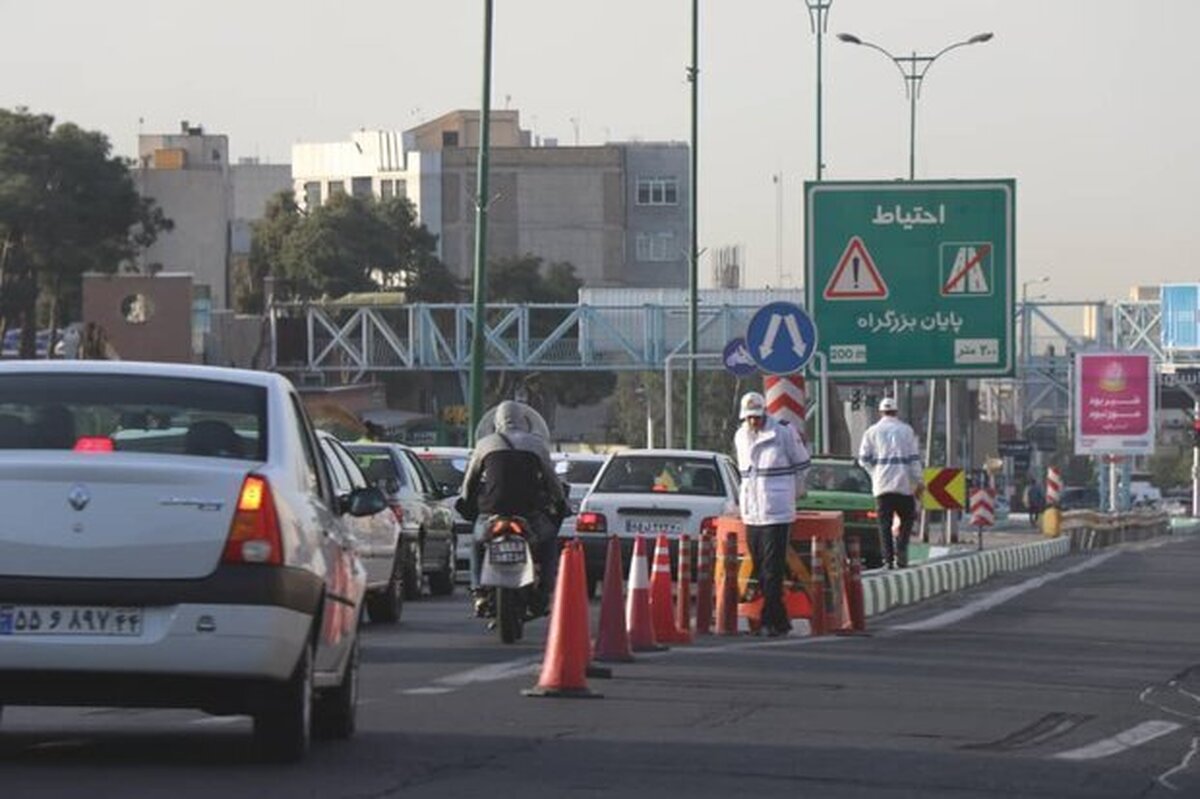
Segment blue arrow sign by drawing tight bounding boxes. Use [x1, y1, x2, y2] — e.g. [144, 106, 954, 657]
[746, 301, 817, 375]
[722, 337, 758, 377]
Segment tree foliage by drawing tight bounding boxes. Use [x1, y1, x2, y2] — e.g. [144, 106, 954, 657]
[241, 191, 458, 312]
[481, 255, 615, 416]
[610, 370, 752, 453]
[0, 107, 171, 356]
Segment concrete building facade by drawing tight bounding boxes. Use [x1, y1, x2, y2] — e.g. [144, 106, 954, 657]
[290, 110, 689, 289]
[134, 122, 291, 311]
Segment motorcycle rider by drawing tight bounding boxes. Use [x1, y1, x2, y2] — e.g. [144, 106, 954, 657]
[456, 401, 568, 618]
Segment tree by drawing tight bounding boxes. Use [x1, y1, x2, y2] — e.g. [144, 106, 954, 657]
[0, 107, 171, 357]
[610, 370, 751, 453]
[242, 192, 458, 312]
[481, 255, 615, 417]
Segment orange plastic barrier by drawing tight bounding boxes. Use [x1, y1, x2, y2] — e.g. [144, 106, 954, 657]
[714, 512, 845, 632]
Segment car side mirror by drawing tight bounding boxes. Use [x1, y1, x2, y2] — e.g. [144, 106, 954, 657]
[345, 486, 388, 517]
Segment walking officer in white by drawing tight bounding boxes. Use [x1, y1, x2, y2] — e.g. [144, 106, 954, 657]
[857, 397, 924, 569]
[734, 391, 811, 637]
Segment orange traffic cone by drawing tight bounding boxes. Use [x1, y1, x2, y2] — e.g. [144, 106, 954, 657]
[626, 535, 665, 651]
[650, 534, 687, 644]
[524, 542, 601, 698]
[808, 538, 827, 637]
[714, 532, 740, 636]
[674, 535, 694, 643]
[838, 537, 868, 635]
[694, 532, 714, 635]
[593, 535, 634, 663]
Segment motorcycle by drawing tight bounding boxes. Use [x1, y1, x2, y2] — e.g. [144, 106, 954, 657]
[477, 514, 538, 644]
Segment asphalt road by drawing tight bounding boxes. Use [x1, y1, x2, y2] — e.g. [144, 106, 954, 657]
[2, 534, 1199, 798]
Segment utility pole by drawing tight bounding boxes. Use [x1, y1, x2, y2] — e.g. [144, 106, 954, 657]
[686, 0, 700, 449]
[467, 0, 495, 446]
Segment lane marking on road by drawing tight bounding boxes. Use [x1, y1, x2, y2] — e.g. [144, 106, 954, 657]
[1053, 720, 1182, 761]
[1140, 683, 1200, 723]
[888, 551, 1120, 633]
[400, 656, 542, 695]
[187, 716, 243, 727]
[1158, 736, 1200, 792]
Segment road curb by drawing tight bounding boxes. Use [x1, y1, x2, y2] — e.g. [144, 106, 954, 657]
[862, 537, 1071, 617]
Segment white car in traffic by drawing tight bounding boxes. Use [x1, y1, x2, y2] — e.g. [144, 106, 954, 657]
[0, 361, 378, 761]
[574, 449, 739, 593]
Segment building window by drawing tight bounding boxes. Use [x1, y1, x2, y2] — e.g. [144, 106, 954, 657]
[327, 180, 345, 198]
[442, 131, 459, 147]
[394, 179, 407, 198]
[304, 181, 321, 209]
[351, 177, 372, 198]
[636, 232, 676, 262]
[636, 177, 679, 206]
[380, 179, 395, 199]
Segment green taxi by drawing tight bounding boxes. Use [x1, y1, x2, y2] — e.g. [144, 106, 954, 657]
[798, 457, 884, 569]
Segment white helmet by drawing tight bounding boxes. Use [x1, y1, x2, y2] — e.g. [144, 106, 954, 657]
[739, 391, 767, 420]
[878, 397, 898, 413]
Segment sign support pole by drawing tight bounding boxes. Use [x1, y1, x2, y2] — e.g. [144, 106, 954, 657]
[920, 379, 937, 542]
[945, 378, 957, 544]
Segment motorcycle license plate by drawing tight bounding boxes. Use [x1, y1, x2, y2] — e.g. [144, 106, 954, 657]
[488, 539, 527, 565]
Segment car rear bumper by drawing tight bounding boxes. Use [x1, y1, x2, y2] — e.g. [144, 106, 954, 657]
[0, 602, 312, 696]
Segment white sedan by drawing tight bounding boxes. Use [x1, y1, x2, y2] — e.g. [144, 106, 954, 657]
[0, 361, 378, 761]
[574, 449, 740, 593]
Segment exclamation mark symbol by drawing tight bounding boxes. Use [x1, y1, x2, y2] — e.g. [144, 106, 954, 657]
[852, 256, 860, 289]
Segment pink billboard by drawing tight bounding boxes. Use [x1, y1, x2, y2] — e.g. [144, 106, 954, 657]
[1074, 352, 1156, 455]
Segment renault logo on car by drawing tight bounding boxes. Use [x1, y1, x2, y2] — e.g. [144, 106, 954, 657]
[67, 483, 90, 511]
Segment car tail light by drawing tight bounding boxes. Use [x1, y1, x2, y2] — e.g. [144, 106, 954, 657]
[390, 503, 404, 525]
[222, 475, 283, 565]
[575, 512, 607, 533]
[74, 436, 114, 453]
[867, 510, 878, 520]
[700, 516, 719, 536]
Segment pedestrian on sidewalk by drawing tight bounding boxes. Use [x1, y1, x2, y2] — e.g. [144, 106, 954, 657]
[857, 398, 924, 569]
[1024, 480, 1045, 526]
[734, 391, 811, 637]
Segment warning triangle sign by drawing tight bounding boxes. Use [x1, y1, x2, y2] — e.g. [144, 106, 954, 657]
[823, 236, 888, 300]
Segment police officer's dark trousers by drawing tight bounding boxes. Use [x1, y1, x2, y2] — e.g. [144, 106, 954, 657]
[748, 523, 791, 633]
[875, 492, 916, 566]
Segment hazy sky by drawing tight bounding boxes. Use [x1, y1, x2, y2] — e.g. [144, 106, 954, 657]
[3, 1, 1197, 302]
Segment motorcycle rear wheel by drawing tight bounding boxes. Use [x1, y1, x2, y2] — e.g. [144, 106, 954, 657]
[496, 587, 524, 644]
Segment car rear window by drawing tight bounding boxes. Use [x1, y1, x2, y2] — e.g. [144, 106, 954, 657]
[346, 446, 406, 490]
[0, 373, 266, 460]
[555, 458, 604, 486]
[807, 462, 873, 494]
[418, 453, 468, 492]
[595, 456, 724, 496]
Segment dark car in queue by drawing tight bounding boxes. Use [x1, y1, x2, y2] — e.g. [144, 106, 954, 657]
[798, 456, 885, 569]
[344, 443, 456, 600]
[413, 446, 474, 576]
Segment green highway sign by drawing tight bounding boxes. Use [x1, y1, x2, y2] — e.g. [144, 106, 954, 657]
[804, 180, 1015, 378]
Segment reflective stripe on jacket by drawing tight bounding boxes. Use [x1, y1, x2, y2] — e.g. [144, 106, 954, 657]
[857, 416, 923, 497]
[735, 419, 811, 526]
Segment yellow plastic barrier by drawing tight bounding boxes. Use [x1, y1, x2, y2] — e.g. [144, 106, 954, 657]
[1041, 506, 1061, 537]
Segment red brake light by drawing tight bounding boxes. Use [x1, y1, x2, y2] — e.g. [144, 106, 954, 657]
[576, 512, 607, 533]
[700, 516, 718, 535]
[866, 510, 878, 520]
[74, 436, 114, 453]
[223, 475, 283, 565]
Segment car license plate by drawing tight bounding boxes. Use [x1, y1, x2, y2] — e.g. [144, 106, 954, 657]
[488, 539, 527, 566]
[624, 519, 682, 535]
[0, 605, 144, 637]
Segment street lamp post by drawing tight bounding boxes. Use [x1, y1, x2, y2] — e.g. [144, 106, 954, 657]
[687, 0, 700, 450]
[837, 31, 993, 179]
[467, 0, 496, 446]
[805, 1, 834, 180]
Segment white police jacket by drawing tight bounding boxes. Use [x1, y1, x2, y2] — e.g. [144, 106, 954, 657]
[735, 419, 811, 526]
[857, 416, 923, 497]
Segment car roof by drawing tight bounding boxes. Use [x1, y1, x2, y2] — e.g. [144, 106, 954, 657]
[607, 448, 726, 460]
[0, 359, 294, 393]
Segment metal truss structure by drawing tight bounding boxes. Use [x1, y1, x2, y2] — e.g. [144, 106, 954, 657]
[270, 301, 762, 379]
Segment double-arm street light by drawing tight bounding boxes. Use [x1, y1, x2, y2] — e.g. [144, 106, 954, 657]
[836, 31, 993, 180]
